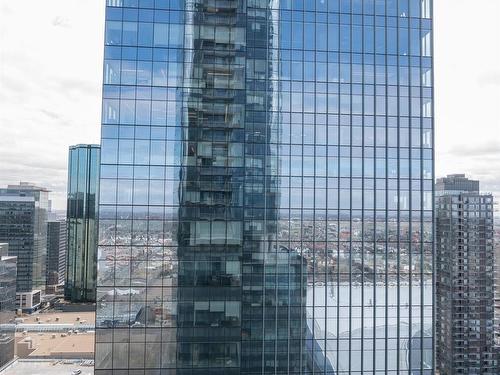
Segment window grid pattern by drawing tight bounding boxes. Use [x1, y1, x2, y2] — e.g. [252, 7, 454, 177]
[96, 1, 434, 374]
[66, 145, 101, 302]
[436, 193, 496, 374]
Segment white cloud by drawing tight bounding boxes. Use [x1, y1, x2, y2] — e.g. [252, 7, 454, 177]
[434, 0, 500, 215]
[0, 0, 104, 209]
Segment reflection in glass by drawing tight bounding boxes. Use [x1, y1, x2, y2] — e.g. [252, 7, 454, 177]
[96, 0, 434, 373]
[66, 144, 100, 302]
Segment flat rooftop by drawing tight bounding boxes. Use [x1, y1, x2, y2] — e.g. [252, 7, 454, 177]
[17, 332, 94, 357]
[20, 311, 95, 325]
[1, 359, 93, 375]
[15, 310, 96, 360]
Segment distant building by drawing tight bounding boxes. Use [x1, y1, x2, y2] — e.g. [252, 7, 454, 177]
[46, 220, 67, 291]
[495, 224, 500, 348]
[0, 243, 17, 367]
[47, 199, 56, 221]
[436, 175, 497, 374]
[94, 0, 436, 372]
[15, 290, 41, 313]
[65, 145, 100, 303]
[436, 173, 480, 196]
[0, 182, 49, 312]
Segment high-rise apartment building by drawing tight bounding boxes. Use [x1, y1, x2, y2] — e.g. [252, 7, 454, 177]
[46, 220, 67, 289]
[96, 1, 434, 373]
[65, 144, 100, 302]
[495, 224, 500, 347]
[0, 183, 49, 312]
[0, 243, 17, 367]
[436, 175, 496, 374]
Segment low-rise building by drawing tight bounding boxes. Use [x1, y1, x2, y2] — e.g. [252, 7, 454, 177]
[15, 290, 41, 313]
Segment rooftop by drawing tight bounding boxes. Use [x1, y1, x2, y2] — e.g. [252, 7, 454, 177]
[0, 359, 93, 375]
[5, 182, 50, 192]
[69, 144, 100, 149]
[20, 311, 95, 325]
[17, 332, 94, 357]
[14, 311, 96, 361]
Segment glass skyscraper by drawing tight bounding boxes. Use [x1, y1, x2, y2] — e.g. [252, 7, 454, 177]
[96, 1, 434, 373]
[66, 144, 101, 302]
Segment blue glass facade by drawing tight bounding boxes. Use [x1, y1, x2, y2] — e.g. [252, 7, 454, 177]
[96, 0, 434, 373]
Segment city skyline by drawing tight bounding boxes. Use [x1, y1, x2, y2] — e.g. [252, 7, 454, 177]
[0, 1, 498, 374]
[1, 0, 499, 212]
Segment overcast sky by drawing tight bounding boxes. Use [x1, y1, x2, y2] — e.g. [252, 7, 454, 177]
[1, 0, 499, 213]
